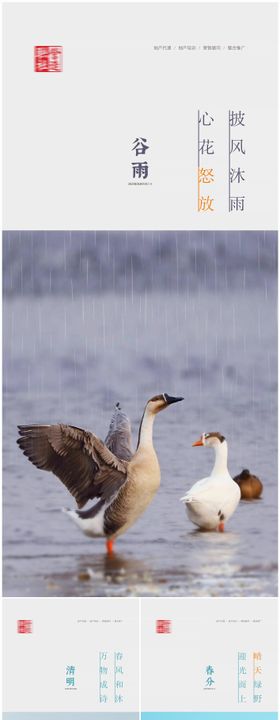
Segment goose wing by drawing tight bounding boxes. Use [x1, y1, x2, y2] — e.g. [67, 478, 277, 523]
[104, 403, 133, 460]
[181, 474, 240, 509]
[181, 476, 211, 502]
[17, 423, 128, 509]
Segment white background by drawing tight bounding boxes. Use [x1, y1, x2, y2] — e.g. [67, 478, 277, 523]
[3, 2, 278, 230]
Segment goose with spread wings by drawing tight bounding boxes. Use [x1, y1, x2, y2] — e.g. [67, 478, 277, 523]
[17, 394, 183, 553]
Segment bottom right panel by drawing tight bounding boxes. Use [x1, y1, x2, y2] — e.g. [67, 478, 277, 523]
[141, 598, 278, 719]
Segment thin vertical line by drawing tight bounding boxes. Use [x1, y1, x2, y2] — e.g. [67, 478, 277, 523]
[139, 598, 141, 720]
[229, 110, 231, 212]
[253, 653, 255, 704]
[198, 109, 200, 211]
[99, 651, 101, 703]
[114, 650, 116, 703]
[198, 109, 200, 168]
[238, 652, 239, 703]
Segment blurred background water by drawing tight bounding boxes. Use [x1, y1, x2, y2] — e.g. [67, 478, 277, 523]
[3, 231, 278, 597]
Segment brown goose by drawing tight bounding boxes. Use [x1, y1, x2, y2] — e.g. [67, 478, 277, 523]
[233, 469, 263, 500]
[17, 393, 183, 553]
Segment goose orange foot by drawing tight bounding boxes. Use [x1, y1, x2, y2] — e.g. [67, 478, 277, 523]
[106, 539, 115, 555]
[218, 522, 225, 532]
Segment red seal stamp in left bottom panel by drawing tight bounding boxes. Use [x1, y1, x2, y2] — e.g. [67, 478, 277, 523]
[17, 619, 33, 633]
[34, 45, 63, 72]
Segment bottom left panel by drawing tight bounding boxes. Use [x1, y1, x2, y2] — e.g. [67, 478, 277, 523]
[3, 597, 140, 718]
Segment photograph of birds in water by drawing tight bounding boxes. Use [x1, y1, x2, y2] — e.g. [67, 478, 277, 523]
[3, 230, 277, 597]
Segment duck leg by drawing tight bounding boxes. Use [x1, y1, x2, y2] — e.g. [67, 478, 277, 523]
[106, 538, 115, 555]
[218, 521, 225, 532]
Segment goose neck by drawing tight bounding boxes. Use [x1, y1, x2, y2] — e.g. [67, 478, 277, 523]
[211, 441, 228, 476]
[137, 407, 155, 449]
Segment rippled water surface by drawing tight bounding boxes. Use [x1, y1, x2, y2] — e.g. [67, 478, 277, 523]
[3, 232, 278, 596]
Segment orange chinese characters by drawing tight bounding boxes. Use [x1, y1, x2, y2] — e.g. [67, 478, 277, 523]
[253, 652, 262, 661]
[198, 195, 214, 211]
[199, 168, 214, 184]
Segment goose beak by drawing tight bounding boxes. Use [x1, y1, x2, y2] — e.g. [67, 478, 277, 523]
[164, 394, 184, 405]
[192, 437, 203, 447]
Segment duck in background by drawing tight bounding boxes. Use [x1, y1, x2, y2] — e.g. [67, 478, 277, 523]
[181, 432, 241, 532]
[233, 468, 263, 500]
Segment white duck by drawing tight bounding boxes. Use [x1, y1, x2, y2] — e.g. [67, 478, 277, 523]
[181, 432, 241, 531]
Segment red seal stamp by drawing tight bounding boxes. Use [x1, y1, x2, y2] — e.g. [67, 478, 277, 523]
[17, 619, 33, 634]
[156, 619, 172, 634]
[34, 46, 63, 72]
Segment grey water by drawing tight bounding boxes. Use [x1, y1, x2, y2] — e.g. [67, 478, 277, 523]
[3, 231, 278, 597]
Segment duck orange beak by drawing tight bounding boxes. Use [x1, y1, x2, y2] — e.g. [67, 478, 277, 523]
[192, 438, 203, 447]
